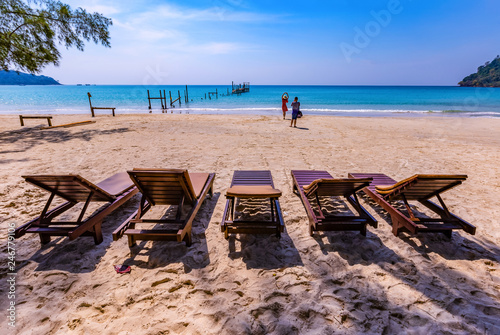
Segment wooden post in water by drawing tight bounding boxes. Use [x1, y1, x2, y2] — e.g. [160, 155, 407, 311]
[178, 90, 181, 106]
[87, 92, 95, 117]
[147, 89, 168, 112]
[169, 91, 172, 107]
[163, 90, 167, 111]
[216, 89, 218, 99]
[147, 90, 152, 111]
[160, 90, 167, 113]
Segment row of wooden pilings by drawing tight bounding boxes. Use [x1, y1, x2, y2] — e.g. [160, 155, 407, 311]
[147, 85, 189, 112]
[146, 85, 234, 112]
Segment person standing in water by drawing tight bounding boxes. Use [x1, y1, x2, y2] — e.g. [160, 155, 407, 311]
[290, 96, 300, 127]
[281, 93, 289, 119]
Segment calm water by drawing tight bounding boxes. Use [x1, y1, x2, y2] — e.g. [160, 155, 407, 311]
[1, 85, 500, 117]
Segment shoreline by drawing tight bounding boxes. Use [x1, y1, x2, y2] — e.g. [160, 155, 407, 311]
[1, 113, 499, 334]
[1, 108, 499, 118]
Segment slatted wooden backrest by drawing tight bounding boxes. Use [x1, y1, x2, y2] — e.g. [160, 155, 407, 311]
[310, 179, 373, 197]
[22, 175, 114, 203]
[231, 170, 274, 187]
[292, 170, 372, 197]
[128, 169, 197, 206]
[388, 175, 467, 201]
[293, 170, 332, 190]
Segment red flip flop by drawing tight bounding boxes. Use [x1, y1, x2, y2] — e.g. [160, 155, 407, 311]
[114, 265, 131, 274]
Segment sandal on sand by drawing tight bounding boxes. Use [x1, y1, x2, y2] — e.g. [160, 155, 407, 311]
[114, 265, 131, 274]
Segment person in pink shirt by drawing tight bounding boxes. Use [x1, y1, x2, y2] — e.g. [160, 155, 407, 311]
[281, 92, 289, 119]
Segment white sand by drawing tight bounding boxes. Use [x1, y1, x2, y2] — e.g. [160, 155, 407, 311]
[1, 113, 499, 334]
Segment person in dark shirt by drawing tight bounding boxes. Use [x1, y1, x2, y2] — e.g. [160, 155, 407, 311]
[290, 97, 300, 127]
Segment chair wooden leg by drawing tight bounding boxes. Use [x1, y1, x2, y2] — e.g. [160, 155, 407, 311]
[391, 216, 400, 237]
[176, 196, 185, 221]
[185, 233, 192, 247]
[292, 183, 298, 195]
[230, 198, 235, 221]
[39, 233, 51, 244]
[270, 198, 275, 223]
[360, 224, 367, 236]
[93, 221, 103, 244]
[128, 235, 136, 247]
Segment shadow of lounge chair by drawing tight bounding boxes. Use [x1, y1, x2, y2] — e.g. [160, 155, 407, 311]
[291, 170, 377, 236]
[15, 172, 138, 245]
[113, 169, 215, 247]
[221, 170, 284, 239]
[348, 173, 476, 238]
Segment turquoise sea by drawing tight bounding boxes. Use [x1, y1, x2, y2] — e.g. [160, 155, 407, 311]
[1, 85, 500, 117]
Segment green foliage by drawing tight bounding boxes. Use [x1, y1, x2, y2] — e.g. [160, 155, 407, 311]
[0, 0, 112, 73]
[459, 55, 500, 87]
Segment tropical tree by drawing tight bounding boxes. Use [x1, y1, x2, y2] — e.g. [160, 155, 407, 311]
[0, 0, 112, 73]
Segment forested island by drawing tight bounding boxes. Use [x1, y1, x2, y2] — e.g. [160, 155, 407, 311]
[459, 56, 500, 87]
[0, 70, 61, 85]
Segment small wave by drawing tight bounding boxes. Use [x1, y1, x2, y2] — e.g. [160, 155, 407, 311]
[439, 110, 472, 113]
[173, 107, 282, 112]
[303, 108, 431, 114]
[2, 106, 499, 117]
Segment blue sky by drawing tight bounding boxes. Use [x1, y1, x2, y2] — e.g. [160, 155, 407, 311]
[43, 0, 500, 85]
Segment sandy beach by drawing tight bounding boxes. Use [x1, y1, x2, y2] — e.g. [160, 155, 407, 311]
[1, 113, 499, 334]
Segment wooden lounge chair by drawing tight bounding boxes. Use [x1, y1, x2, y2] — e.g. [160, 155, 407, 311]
[291, 170, 377, 236]
[112, 169, 215, 247]
[221, 170, 284, 239]
[348, 173, 476, 237]
[15, 172, 138, 245]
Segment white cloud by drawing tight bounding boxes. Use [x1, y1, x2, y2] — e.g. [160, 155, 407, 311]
[188, 42, 249, 55]
[63, 0, 121, 15]
[198, 42, 241, 54]
[112, 18, 181, 42]
[108, 4, 265, 55]
[83, 4, 120, 15]
[134, 4, 281, 24]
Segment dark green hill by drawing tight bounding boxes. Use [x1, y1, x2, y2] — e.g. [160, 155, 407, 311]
[459, 56, 500, 87]
[0, 70, 61, 85]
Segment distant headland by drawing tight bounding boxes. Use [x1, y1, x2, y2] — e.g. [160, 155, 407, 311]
[459, 56, 500, 87]
[0, 70, 61, 85]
